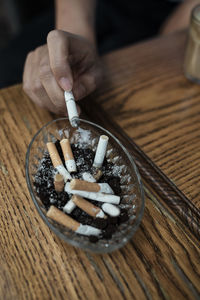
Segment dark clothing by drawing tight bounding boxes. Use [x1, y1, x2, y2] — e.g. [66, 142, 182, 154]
[0, 0, 179, 88]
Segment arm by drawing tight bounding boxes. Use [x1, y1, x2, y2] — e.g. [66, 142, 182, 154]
[55, 0, 96, 44]
[160, 0, 200, 35]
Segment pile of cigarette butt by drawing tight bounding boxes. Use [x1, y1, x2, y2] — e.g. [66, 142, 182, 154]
[45, 135, 123, 238]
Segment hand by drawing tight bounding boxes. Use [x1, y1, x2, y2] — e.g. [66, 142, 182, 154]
[23, 30, 102, 115]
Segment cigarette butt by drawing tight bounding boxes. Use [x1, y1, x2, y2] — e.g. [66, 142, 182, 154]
[60, 139, 77, 173]
[70, 179, 113, 194]
[56, 165, 72, 181]
[70, 179, 100, 192]
[93, 135, 109, 168]
[102, 203, 120, 217]
[47, 142, 62, 167]
[64, 91, 79, 127]
[46, 142, 71, 181]
[54, 173, 64, 192]
[63, 199, 76, 214]
[99, 183, 114, 194]
[47, 205, 80, 231]
[65, 182, 120, 205]
[47, 205, 101, 236]
[72, 195, 105, 218]
[76, 224, 101, 236]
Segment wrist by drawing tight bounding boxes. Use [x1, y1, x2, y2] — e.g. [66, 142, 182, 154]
[55, 0, 96, 46]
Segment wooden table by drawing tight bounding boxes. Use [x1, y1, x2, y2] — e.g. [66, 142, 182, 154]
[0, 31, 200, 300]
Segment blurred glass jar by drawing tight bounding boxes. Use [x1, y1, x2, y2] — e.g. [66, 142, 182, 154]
[184, 5, 200, 84]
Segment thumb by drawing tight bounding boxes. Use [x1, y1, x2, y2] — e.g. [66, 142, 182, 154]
[47, 30, 73, 91]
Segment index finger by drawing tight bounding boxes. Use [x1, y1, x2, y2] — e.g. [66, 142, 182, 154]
[47, 30, 73, 91]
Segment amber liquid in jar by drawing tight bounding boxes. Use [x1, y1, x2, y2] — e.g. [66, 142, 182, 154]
[184, 5, 200, 84]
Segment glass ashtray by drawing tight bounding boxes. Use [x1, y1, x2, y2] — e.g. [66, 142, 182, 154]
[25, 118, 145, 253]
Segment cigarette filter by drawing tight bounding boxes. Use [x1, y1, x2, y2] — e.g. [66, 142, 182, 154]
[65, 183, 120, 205]
[93, 135, 109, 168]
[47, 205, 80, 231]
[102, 203, 120, 217]
[60, 139, 77, 173]
[72, 195, 105, 218]
[47, 206, 101, 236]
[46, 142, 71, 181]
[54, 173, 64, 192]
[70, 179, 114, 194]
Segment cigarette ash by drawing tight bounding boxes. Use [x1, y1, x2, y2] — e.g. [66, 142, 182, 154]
[34, 140, 130, 242]
[73, 127, 92, 148]
[33, 151, 69, 209]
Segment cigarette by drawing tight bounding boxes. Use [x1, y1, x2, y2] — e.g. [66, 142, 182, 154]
[70, 179, 114, 194]
[54, 173, 64, 192]
[46, 142, 71, 182]
[47, 205, 80, 231]
[64, 91, 79, 128]
[63, 199, 76, 214]
[47, 205, 101, 236]
[93, 135, 109, 168]
[72, 195, 105, 218]
[76, 224, 101, 236]
[102, 203, 120, 217]
[65, 183, 120, 204]
[82, 172, 96, 182]
[60, 139, 77, 173]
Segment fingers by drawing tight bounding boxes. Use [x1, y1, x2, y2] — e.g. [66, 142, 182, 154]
[23, 46, 67, 115]
[39, 54, 67, 114]
[47, 30, 73, 91]
[23, 30, 103, 116]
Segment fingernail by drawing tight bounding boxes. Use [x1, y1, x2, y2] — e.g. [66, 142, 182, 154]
[59, 77, 72, 91]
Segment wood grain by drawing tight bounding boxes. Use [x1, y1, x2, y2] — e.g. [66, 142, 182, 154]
[0, 82, 200, 299]
[80, 97, 200, 240]
[93, 30, 200, 210]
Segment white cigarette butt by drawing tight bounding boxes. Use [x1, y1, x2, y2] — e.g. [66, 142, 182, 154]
[64, 91, 79, 127]
[99, 183, 114, 194]
[56, 165, 72, 182]
[76, 224, 101, 236]
[82, 172, 96, 182]
[63, 199, 76, 214]
[93, 135, 109, 168]
[102, 203, 120, 217]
